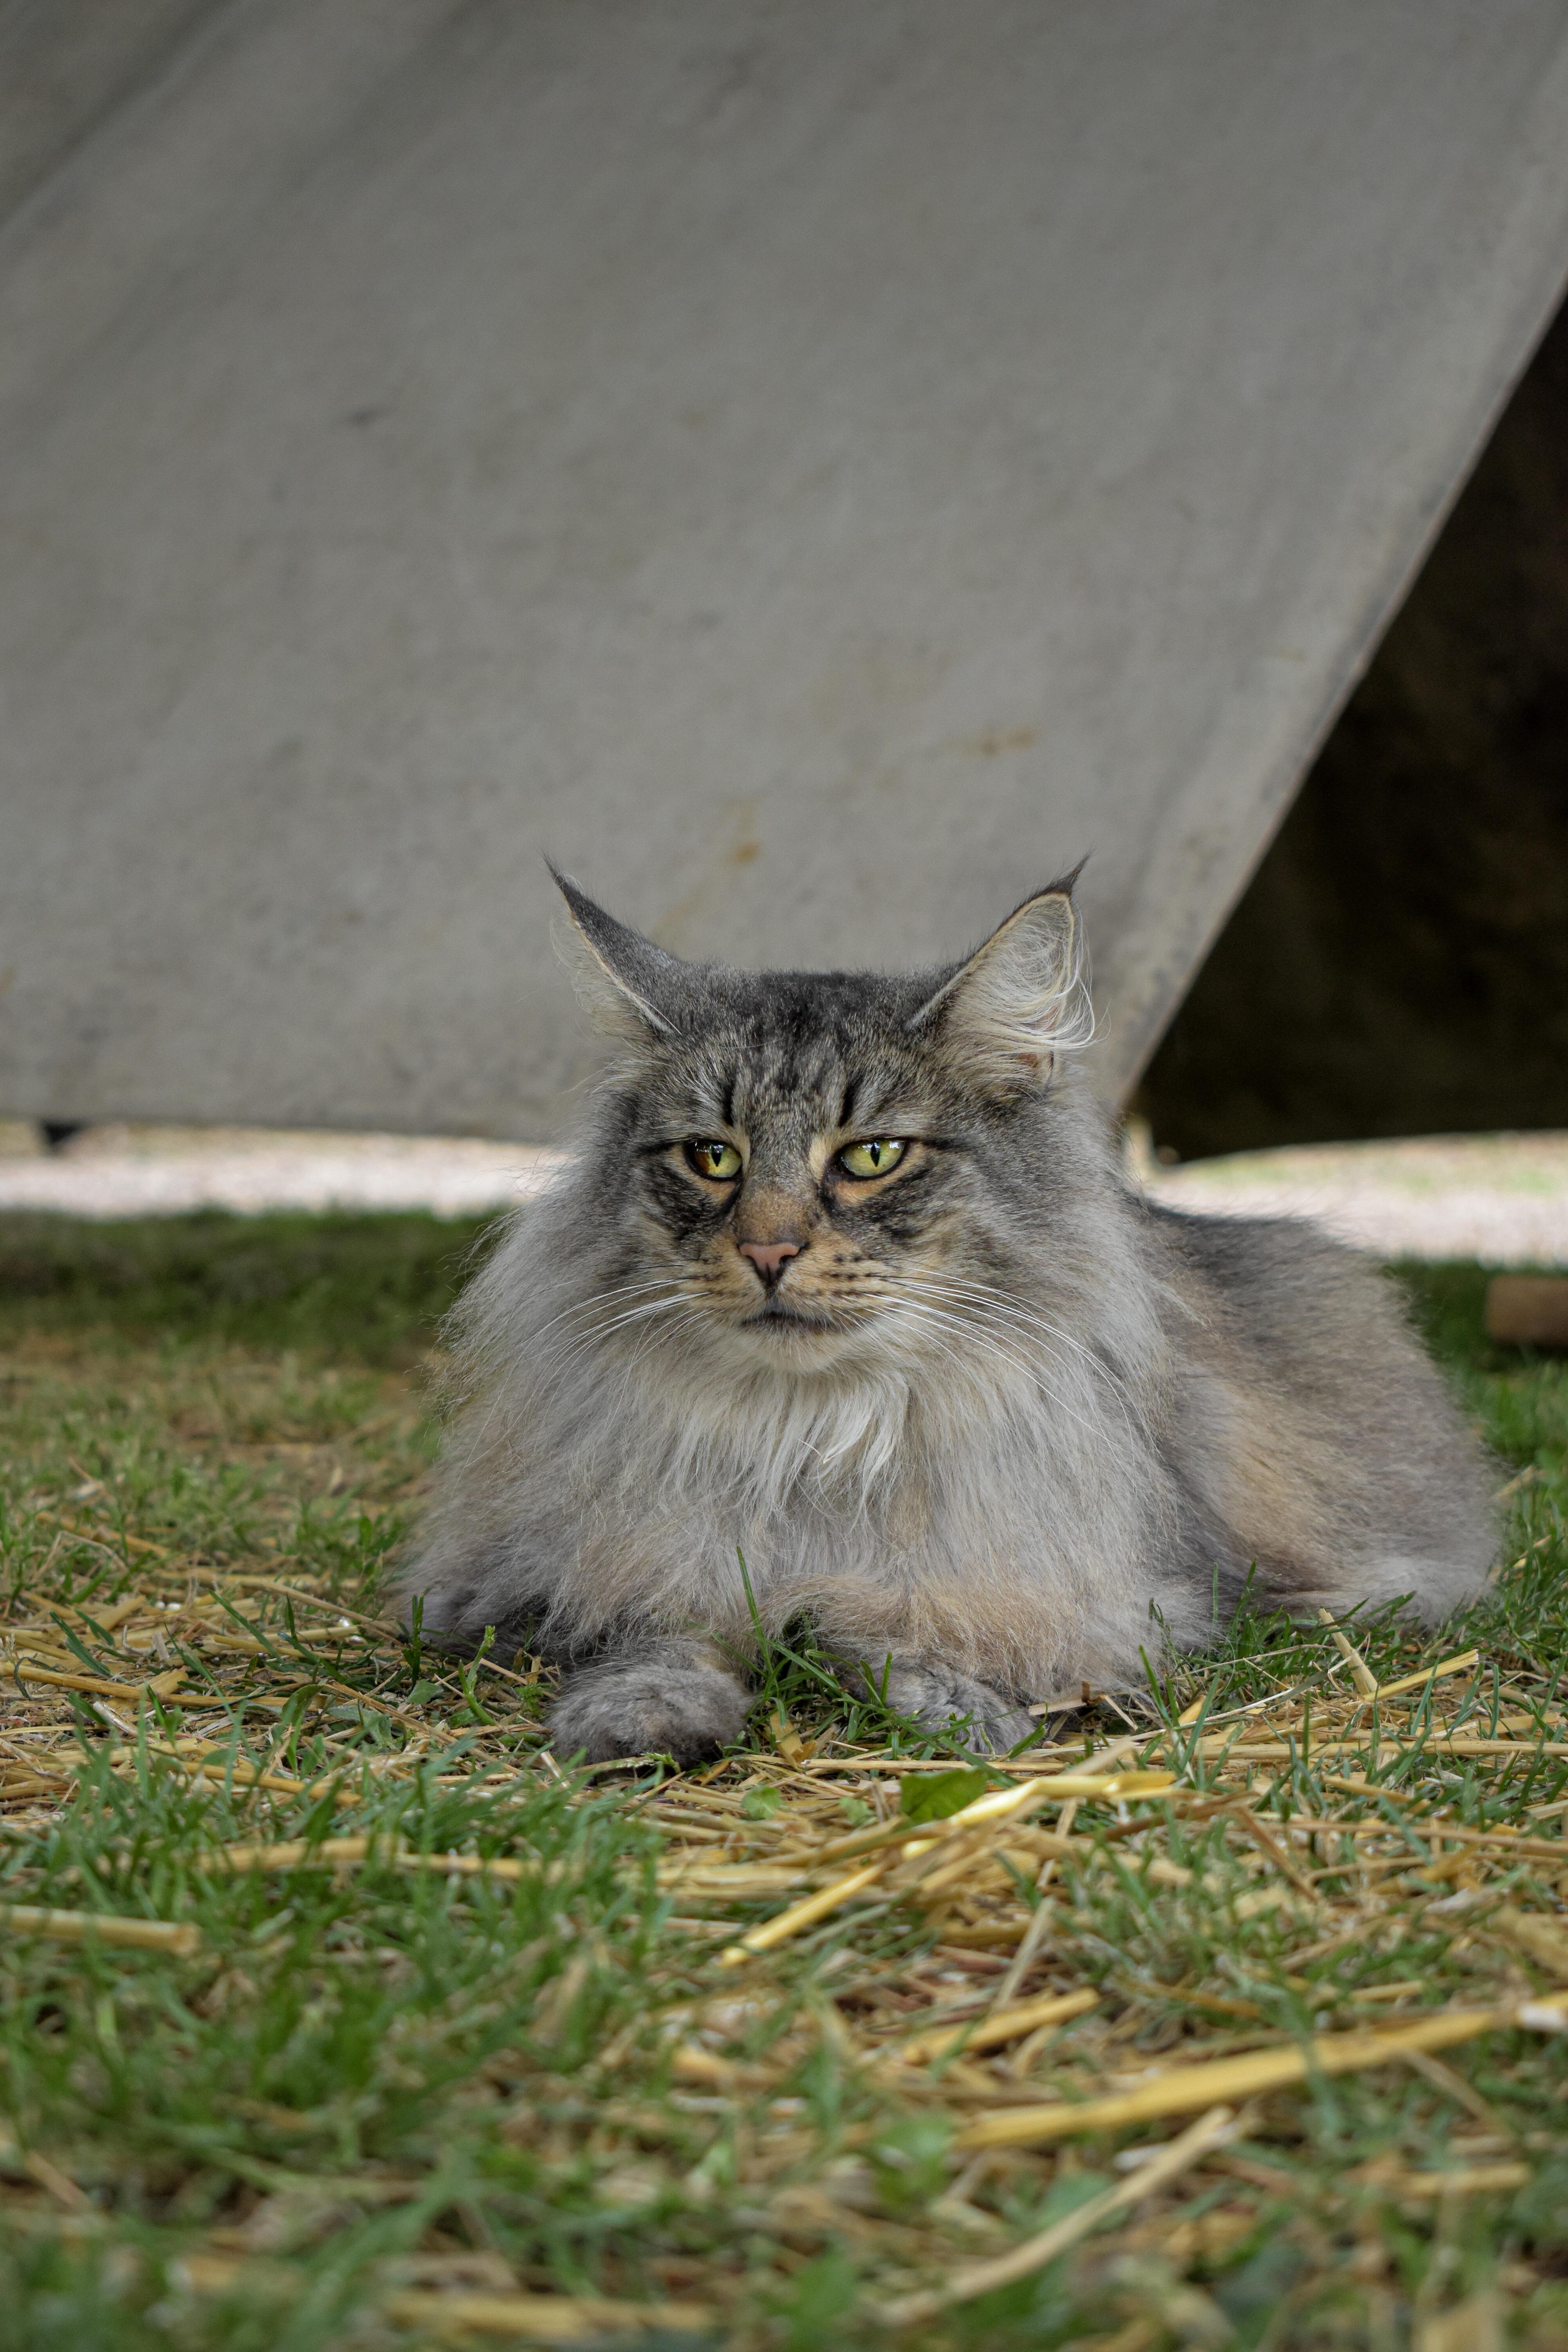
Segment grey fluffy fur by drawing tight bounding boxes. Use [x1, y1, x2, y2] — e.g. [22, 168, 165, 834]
[404, 871, 1495, 1764]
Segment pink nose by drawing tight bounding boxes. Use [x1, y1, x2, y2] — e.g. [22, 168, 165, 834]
[738, 1240, 801, 1279]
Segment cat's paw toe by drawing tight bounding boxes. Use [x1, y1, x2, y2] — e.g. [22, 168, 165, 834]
[550, 1665, 752, 1767]
[865, 1662, 1036, 1755]
[400, 1568, 547, 1663]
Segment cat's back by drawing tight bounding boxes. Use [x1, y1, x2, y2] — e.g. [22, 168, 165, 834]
[1139, 1196, 1406, 1372]
[1135, 1196, 1495, 1618]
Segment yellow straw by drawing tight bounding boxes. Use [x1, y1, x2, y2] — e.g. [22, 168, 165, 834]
[717, 1860, 887, 1965]
[955, 2008, 1505, 2147]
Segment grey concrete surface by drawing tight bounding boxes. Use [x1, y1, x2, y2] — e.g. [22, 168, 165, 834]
[4, 2, 1568, 1139]
[0, 0, 217, 231]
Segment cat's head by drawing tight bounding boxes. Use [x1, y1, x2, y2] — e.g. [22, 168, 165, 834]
[552, 866, 1095, 1375]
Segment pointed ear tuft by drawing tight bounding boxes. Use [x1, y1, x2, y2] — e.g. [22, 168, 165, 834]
[909, 869, 1092, 1094]
[548, 864, 686, 1039]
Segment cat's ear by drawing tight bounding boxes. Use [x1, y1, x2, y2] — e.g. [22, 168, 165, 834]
[908, 869, 1091, 1093]
[550, 866, 685, 1038]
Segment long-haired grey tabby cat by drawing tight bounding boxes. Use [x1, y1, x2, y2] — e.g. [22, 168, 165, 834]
[405, 869, 1494, 1762]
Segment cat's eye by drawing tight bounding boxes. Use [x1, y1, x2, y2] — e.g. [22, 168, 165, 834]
[684, 1138, 743, 1181]
[838, 1138, 907, 1180]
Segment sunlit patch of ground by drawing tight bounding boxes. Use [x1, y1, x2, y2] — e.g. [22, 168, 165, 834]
[1134, 1129, 1568, 1267]
[4, 1122, 1568, 1265]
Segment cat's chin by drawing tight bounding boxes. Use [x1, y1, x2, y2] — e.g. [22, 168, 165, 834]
[728, 1309, 865, 1369]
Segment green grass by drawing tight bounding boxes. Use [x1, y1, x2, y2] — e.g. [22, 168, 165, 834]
[1, 1219, 1566, 2350]
[0, 1210, 498, 1365]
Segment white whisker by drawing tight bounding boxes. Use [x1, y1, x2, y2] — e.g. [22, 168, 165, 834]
[900, 1271, 1146, 1421]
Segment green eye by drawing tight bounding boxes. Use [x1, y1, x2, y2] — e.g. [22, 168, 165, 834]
[685, 1138, 742, 1181]
[838, 1137, 907, 1180]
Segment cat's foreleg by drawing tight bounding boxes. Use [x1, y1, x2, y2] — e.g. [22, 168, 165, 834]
[837, 1651, 1038, 1757]
[550, 1637, 753, 1767]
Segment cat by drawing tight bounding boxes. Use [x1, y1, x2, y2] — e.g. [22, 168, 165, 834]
[403, 866, 1496, 1763]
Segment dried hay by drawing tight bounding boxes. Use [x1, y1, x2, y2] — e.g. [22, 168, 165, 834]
[2, 1315, 1566, 2343]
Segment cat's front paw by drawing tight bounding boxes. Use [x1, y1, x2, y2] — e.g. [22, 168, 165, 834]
[550, 1660, 753, 1767]
[854, 1659, 1037, 1755]
[399, 1557, 548, 1663]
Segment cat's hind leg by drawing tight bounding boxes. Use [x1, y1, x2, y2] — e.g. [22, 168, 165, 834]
[843, 1653, 1037, 1756]
[550, 1639, 753, 1767]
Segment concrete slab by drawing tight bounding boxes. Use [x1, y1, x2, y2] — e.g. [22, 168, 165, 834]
[4, 2, 1568, 1136]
